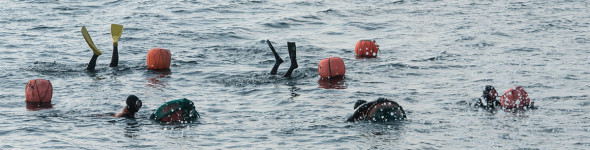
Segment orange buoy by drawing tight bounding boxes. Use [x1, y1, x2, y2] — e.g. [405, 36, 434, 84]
[500, 86, 531, 109]
[318, 57, 345, 78]
[25, 79, 53, 103]
[355, 40, 379, 58]
[147, 47, 171, 70]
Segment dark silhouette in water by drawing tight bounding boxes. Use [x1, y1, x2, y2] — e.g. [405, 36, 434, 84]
[267, 40, 298, 77]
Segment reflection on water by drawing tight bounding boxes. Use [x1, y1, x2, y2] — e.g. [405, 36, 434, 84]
[317, 76, 347, 89]
[146, 69, 171, 91]
[124, 120, 141, 138]
[26, 102, 53, 111]
[288, 82, 300, 101]
[356, 123, 405, 149]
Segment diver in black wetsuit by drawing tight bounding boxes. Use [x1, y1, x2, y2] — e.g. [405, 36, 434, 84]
[266, 40, 298, 77]
[83, 24, 123, 71]
[114, 95, 142, 118]
[474, 85, 501, 109]
[474, 85, 534, 110]
[86, 44, 120, 70]
[347, 97, 406, 122]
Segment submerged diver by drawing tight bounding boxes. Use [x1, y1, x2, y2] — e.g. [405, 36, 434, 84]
[266, 40, 298, 77]
[82, 24, 123, 70]
[113, 95, 143, 118]
[149, 98, 200, 123]
[347, 97, 407, 122]
[475, 85, 534, 109]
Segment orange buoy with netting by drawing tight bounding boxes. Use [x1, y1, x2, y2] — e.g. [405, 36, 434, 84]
[25, 79, 53, 103]
[318, 57, 345, 78]
[147, 47, 171, 70]
[355, 40, 379, 58]
[500, 86, 531, 109]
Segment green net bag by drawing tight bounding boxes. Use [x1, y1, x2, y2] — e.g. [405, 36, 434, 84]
[151, 98, 200, 123]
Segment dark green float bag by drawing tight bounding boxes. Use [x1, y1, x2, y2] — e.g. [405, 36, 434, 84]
[151, 98, 200, 123]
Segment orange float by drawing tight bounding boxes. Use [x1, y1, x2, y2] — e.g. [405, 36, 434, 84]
[25, 79, 53, 103]
[355, 40, 379, 58]
[318, 57, 345, 78]
[147, 47, 171, 70]
[500, 86, 531, 109]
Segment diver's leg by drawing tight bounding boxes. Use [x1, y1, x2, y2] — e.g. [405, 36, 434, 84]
[284, 42, 298, 77]
[87, 54, 99, 70]
[267, 40, 283, 75]
[109, 45, 118, 67]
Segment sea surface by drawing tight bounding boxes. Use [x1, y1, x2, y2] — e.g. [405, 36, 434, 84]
[1, 0, 589, 149]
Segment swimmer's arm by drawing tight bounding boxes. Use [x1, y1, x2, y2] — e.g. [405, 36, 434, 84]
[113, 107, 128, 117]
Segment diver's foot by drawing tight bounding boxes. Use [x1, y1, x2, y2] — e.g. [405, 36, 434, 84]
[284, 42, 297, 77]
[109, 45, 119, 67]
[267, 40, 283, 75]
[86, 54, 99, 70]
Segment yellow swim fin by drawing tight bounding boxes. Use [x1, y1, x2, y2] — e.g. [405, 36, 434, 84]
[81, 26, 102, 55]
[111, 24, 123, 46]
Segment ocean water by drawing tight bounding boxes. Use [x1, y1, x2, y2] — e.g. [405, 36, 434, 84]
[1, 0, 589, 149]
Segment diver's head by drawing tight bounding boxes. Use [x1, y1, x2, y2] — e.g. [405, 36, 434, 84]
[354, 100, 367, 109]
[482, 85, 498, 104]
[126, 95, 142, 113]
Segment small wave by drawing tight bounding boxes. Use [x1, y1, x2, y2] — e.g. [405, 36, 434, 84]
[263, 22, 291, 28]
[52, 6, 76, 11]
[103, 0, 124, 5]
[579, 101, 590, 107]
[209, 68, 316, 87]
[491, 32, 511, 37]
[301, 15, 320, 20]
[509, 47, 540, 52]
[412, 51, 462, 62]
[30, 26, 59, 31]
[455, 36, 475, 41]
[464, 41, 495, 48]
[8, 18, 37, 22]
[317, 8, 346, 17]
[345, 22, 386, 31]
[575, 37, 590, 44]
[25, 0, 59, 4]
[542, 95, 588, 101]
[323, 31, 344, 35]
[171, 9, 192, 14]
[387, 0, 405, 4]
[21, 61, 136, 77]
